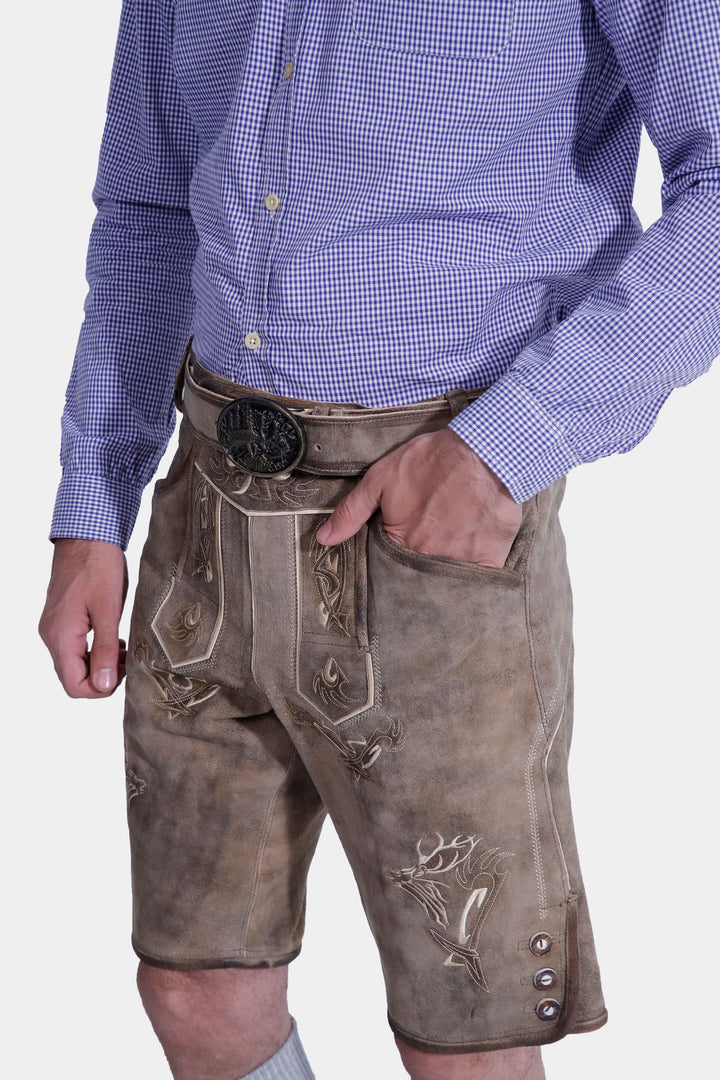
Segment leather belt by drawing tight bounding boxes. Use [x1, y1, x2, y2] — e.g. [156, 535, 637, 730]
[179, 346, 486, 477]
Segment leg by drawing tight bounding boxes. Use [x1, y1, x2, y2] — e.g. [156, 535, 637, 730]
[137, 961, 292, 1080]
[123, 422, 327, 1077]
[395, 1038, 545, 1080]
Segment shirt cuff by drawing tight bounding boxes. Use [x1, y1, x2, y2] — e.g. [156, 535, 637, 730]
[50, 473, 144, 550]
[447, 373, 582, 503]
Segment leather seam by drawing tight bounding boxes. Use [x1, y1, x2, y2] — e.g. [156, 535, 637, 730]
[240, 744, 299, 956]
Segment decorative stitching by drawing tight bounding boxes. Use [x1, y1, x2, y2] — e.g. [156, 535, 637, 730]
[165, 602, 203, 646]
[286, 700, 406, 782]
[151, 493, 226, 669]
[193, 461, 335, 516]
[207, 447, 322, 505]
[525, 726, 549, 920]
[369, 634, 383, 708]
[133, 639, 220, 718]
[309, 522, 353, 637]
[192, 478, 215, 582]
[312, 656, 362, 706]
[125, 763, 147, 803]
[541, 695, 573, 898]
[388, 833, 513, 992]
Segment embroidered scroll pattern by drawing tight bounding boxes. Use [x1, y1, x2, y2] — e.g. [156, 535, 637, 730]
[134, 639, 220, 719]
[312, 657, 361, 708]
[192, 479, 215, 582]
[165, 602, 203, 648]
[208, 449, 321, 507]
[125, 763, 147, 803]
[388, 833, 513, 991]
[287, 700, 406, 782]
[309, 528, 352, 637]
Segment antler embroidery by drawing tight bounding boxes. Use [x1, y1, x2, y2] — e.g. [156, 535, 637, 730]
[388, 833, 513, 991]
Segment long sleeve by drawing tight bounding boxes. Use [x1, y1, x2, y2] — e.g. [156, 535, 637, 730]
[448, 0, 720, 502]
[51, 0, 200, 548]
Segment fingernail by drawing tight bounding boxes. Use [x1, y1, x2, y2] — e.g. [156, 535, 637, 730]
[317, 521, 332, 542]
[95, 668, 115, 692]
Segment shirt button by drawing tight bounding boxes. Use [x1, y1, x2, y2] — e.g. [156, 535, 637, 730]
[283, 61, 294, 79]
[264, 194, 280, 211]
[244, 332, 261, 350]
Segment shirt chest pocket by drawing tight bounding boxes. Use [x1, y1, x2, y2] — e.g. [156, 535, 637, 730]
[350, 0, 515, 61]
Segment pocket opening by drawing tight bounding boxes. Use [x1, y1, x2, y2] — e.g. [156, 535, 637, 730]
[371, 500, 536, 580]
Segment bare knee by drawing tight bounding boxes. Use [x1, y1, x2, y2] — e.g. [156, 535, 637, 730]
[137, 961, 291, 1080]
[137, 960, 289, 1025]
[395, 1036, 545, 1080]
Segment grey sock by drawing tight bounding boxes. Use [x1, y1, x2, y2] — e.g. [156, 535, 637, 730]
[240, 1017, 315, 1080]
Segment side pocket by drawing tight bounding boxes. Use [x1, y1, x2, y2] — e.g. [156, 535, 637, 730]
[371, 494, 539, 581]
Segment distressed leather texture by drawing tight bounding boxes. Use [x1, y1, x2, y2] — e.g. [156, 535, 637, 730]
[123, 358, 607, 1052]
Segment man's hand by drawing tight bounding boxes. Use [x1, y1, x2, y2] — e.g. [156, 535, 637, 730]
[39, 539, 128, 698]
[316, 428, 522, 567]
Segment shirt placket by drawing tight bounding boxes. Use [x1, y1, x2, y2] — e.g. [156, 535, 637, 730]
[242, 0, 306, 389]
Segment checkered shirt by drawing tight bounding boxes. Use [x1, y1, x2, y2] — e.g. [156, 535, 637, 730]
[51, 0, 720, 547]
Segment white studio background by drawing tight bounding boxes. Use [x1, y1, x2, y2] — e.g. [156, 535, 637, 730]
[3, 4, 718, 1077]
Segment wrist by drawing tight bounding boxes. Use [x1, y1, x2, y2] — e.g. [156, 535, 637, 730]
[443, 427, 518, 504]
[50, 537, 127, 577]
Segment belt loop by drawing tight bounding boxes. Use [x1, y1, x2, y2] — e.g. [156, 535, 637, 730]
[444, 388, 470, 419]
[173, 337, 194, 413]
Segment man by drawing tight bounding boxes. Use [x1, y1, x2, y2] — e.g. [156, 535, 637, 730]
[39, 2, 719, 1079]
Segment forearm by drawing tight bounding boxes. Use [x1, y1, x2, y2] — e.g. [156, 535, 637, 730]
[449, 189, 720, 502]
[450, 0, 720, 502]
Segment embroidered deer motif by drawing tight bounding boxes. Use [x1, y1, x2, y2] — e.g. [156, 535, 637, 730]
[388, 832, 513, 991]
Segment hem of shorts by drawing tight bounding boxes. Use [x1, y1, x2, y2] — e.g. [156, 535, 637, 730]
[132, 940, 302, 971]
[387, 1008, 608, 1053]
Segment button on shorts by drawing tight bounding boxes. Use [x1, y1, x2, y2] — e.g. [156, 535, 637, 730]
[123, 349, 608, 1053]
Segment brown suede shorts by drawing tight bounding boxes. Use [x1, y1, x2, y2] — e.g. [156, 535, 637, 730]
[123, 344, 608, 1053]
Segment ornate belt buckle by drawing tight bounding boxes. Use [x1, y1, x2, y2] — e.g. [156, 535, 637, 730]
[216, 395, 306, 476]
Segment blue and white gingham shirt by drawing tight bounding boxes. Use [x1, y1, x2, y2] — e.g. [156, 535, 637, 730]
[52, 0, 720, 548]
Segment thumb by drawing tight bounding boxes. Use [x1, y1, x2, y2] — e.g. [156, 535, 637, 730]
[89, 604, 121, 693]
[317, 471, 382, 545]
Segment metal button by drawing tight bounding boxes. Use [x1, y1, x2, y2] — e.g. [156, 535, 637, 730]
[264, 194, 280, 211]
[536, 998, 561, 1022]
[244, 332, 261, 350]
[529, 932, 553, 956]
[533, 968, 557, 990]
[283, 61, 294, 79]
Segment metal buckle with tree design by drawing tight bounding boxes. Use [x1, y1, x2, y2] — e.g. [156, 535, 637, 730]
[216, 395, 306, 476]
